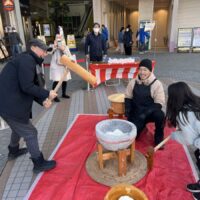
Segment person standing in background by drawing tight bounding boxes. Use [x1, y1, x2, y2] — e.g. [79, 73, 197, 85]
[85, 23, 107, 62]
[123, 25, 133, 56]
[8, 27, 23, 57]
[101, 24, 109, 49]
[116, 27, 125, 54]
[50, 34, 73, 102]
[136, 25, 150, 54]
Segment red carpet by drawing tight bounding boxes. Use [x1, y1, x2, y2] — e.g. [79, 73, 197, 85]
[27, 114, 195, 200]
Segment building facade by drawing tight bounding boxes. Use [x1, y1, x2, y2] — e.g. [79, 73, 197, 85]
[93, 0, 200, 52]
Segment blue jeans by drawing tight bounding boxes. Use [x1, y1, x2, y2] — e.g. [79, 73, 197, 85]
[11, 44, 21, 57]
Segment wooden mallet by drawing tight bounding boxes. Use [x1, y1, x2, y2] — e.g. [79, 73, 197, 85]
[146, 135, 171, 170]
[45, 68, 69, 104]
[60, 55, 97, 87]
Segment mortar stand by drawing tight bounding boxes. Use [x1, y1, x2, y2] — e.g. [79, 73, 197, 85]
[107, 108, 124, 119]
[97, 142, 135, 176]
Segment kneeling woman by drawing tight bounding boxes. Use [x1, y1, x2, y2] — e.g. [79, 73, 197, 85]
[125, 59, 165, 146]
[166, 82, 200, 198]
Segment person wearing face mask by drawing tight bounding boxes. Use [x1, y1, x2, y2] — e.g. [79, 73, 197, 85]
[50, 34, 72, 102]
[123, 24, 133, 55]
[85, 22, 107, 62]
[0, 39, 58, 173]
[125, 59, 165, 146]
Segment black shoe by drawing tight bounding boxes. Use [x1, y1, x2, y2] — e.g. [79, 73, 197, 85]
[187, 181, 200, 193]
[193, 192, 200, 200]
[54, 97, 60, 102]
[62, 94, 70, 99]
[8, 145, 28, 160]
[31, 153, 56, 173]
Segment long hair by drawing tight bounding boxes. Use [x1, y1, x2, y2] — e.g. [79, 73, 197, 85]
[166, 82, 200, 127]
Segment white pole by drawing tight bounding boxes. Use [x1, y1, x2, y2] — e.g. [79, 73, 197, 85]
[154, 20, 157, 59]
[14, 0, 26, 51]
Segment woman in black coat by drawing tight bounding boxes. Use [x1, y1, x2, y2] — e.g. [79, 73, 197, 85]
[123, 25, 133, 55]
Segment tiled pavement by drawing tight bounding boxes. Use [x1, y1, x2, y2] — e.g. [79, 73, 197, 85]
[0, 51, 200, 199]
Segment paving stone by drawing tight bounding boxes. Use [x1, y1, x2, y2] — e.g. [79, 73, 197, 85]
[7, 190, 18, 198]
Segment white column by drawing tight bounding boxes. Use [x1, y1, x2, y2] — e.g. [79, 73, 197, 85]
[0, 15, 4, 37]
[138, 0, 154, 22]
[92, 0, 102, 24]
[14, 0, 26, 50]
[168, 0, 179, 52]
[8, 11, 16, 28]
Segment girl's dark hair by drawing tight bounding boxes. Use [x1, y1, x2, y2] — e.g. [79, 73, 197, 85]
[120, 27, 124, 32]
[166, 82, 200, 127]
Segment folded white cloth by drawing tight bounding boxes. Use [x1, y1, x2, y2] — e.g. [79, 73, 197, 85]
[108, 58, 135, 64]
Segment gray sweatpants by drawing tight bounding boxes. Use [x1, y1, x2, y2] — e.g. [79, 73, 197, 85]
[1, 115, 41, 158]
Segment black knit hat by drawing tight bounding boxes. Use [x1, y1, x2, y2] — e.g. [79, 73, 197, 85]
[139, 59, 152, 72]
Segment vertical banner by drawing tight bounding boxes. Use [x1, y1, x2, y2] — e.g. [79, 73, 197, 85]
[67, 34, 77, 51]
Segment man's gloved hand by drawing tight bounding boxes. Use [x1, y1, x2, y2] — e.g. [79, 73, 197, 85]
[144, 103, 162, 116]
[138, 113, 146, 120]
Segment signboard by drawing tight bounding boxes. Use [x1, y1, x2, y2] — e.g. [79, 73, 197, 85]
[177, 28, 193, 47]
[67, 34, 77, 50]
[3, 0, 14, 11]
[192, 27, 200, 47]
[144, 22, 155, 32]
[43, 24, 51, 37]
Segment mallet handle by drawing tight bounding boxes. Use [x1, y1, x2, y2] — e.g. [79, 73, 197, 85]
[60, 55, 97, 86]
[53, 68, 68, 93]
[154, 135, 171, 152]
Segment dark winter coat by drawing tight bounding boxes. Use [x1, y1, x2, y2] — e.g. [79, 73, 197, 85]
[85, 32, 107, 61]
[0, 50, 49, 123]
[123, 30, 132, 46]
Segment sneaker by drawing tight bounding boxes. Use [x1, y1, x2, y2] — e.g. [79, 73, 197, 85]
[187, 181, 200, 193]
[193, 193, 200, 200]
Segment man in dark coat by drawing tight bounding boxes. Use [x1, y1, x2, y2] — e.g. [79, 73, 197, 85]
[85, 22, 107, 62]
[8, 27, 23, 57]
[0, 39, 58, 173]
